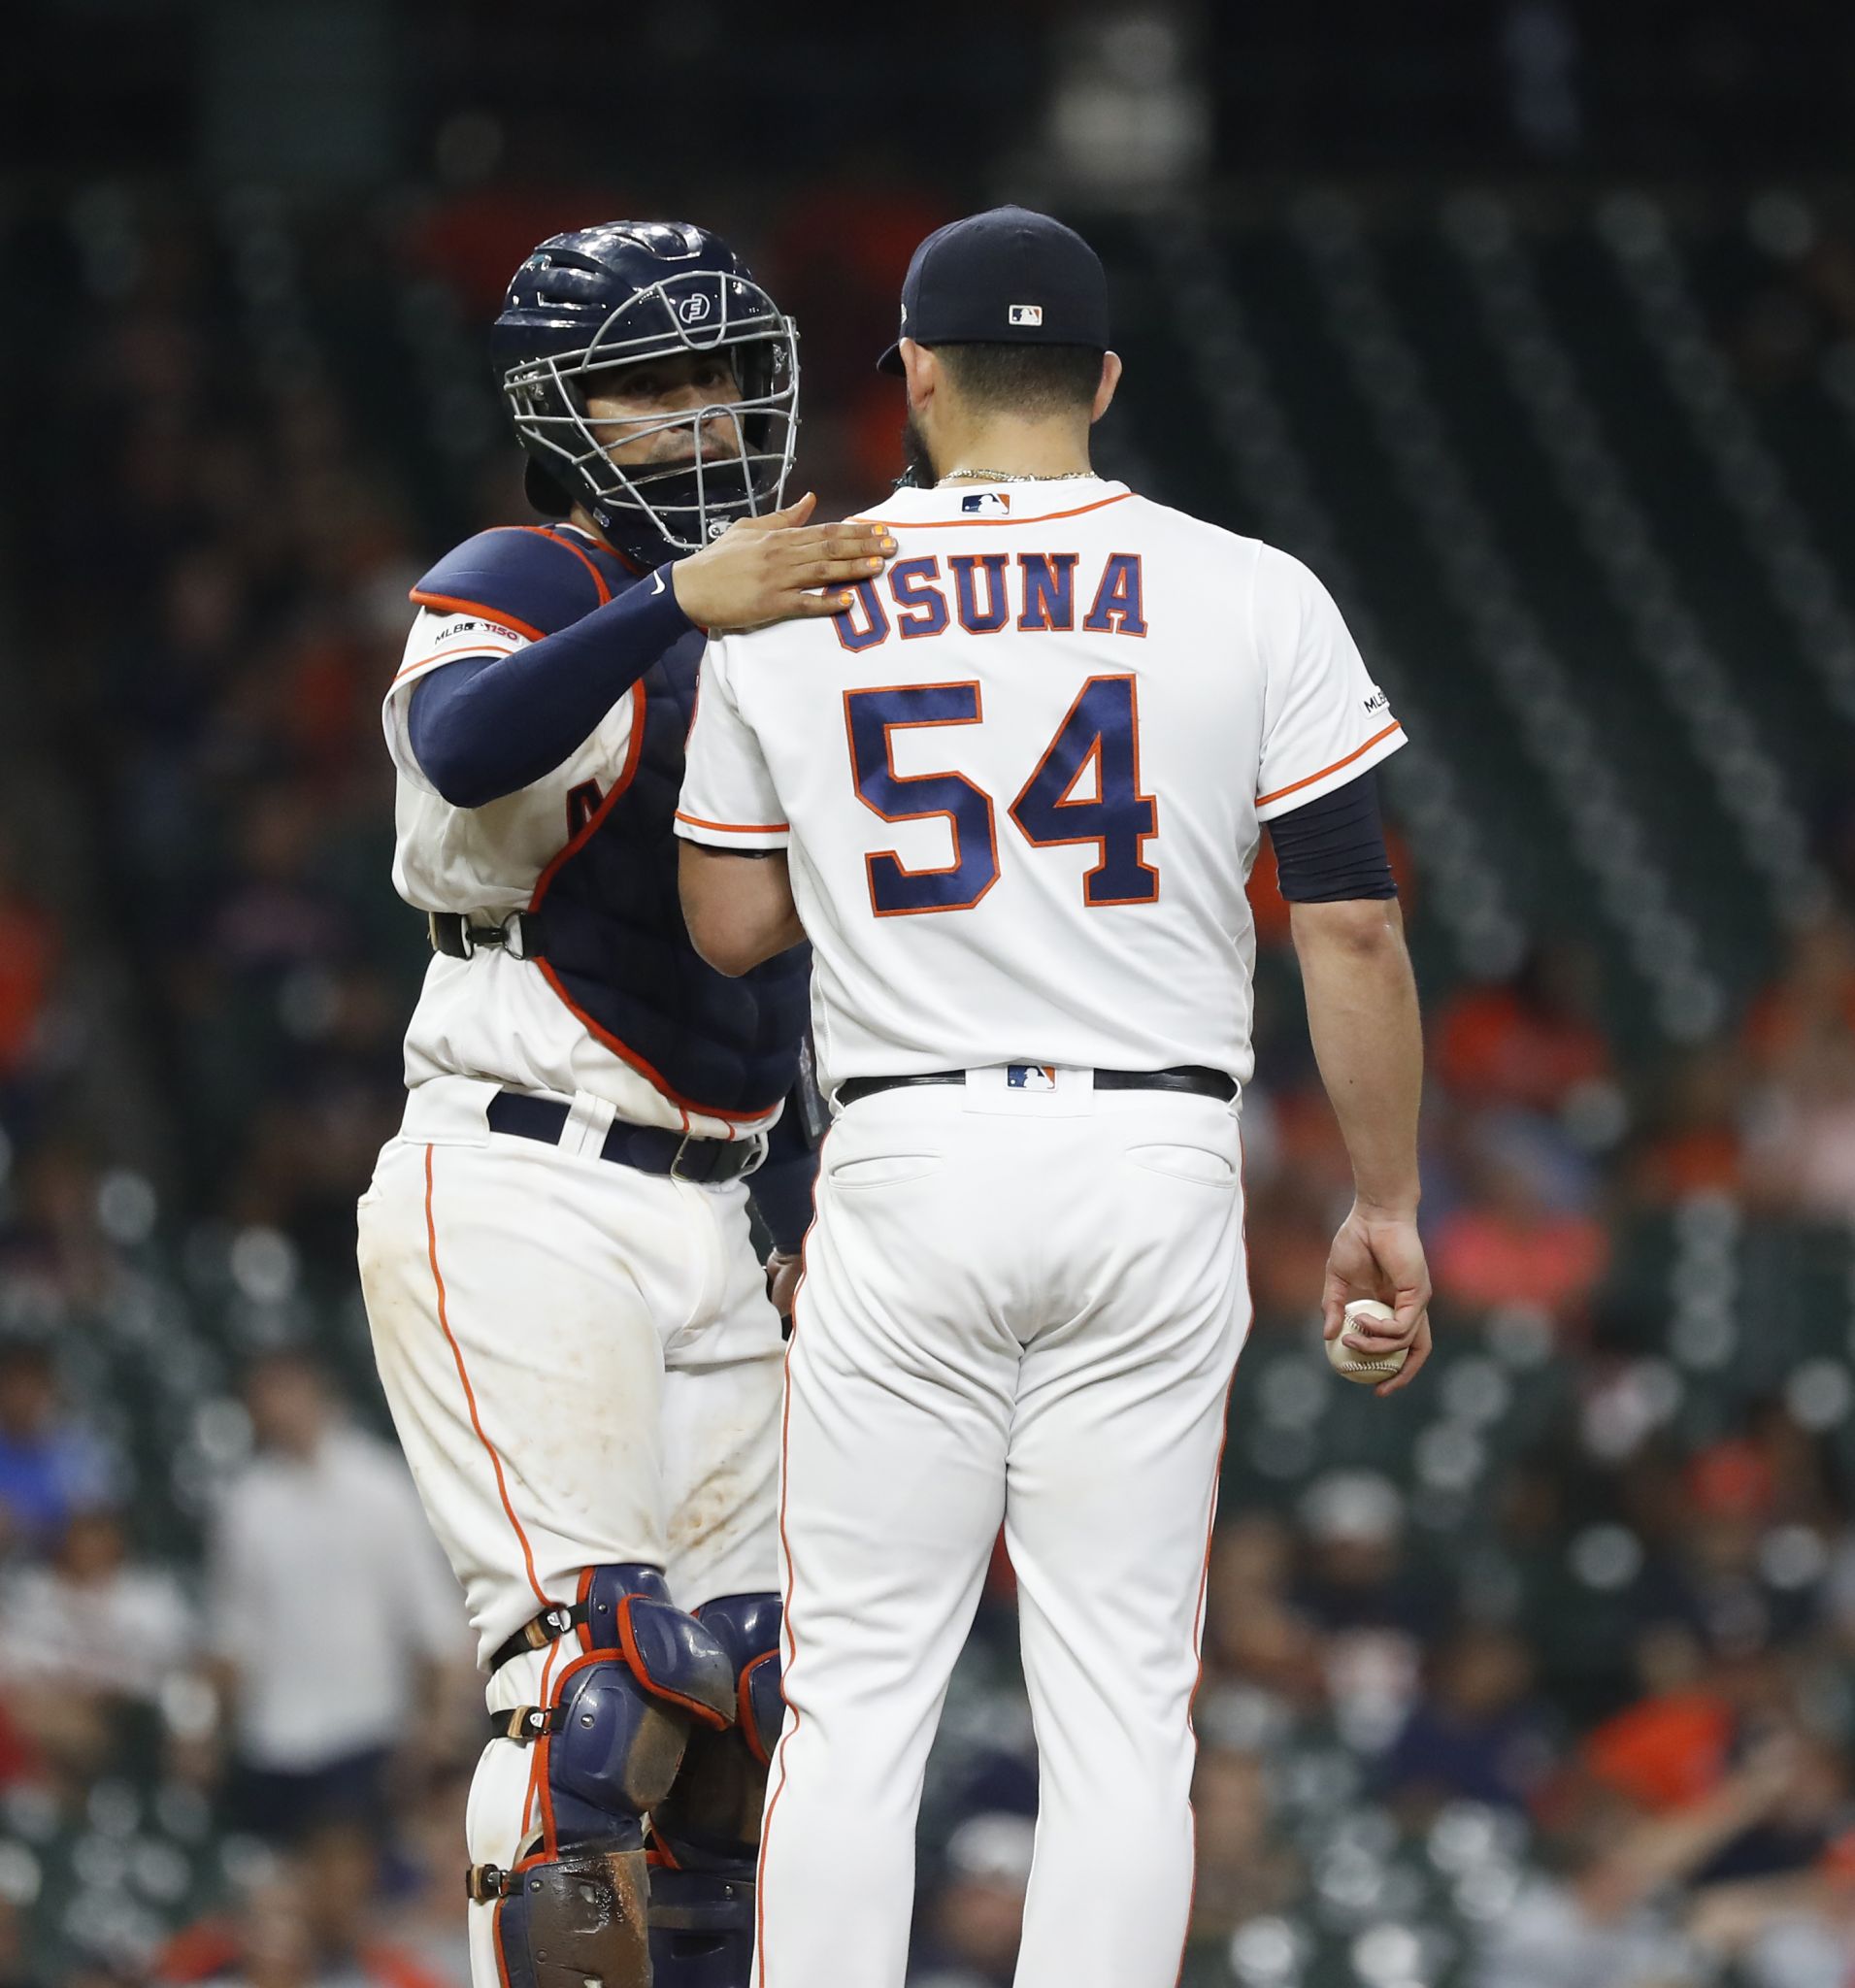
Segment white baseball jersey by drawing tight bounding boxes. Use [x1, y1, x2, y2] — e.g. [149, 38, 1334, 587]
[676, 477, 1403, 1091]
[382, 562, 767, 1140]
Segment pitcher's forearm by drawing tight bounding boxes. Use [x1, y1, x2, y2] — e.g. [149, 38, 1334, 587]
[1290, 899, 1423, 1213]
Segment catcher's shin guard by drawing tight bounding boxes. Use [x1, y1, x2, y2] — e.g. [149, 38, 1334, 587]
[648, 1593, 782, 1988]
[475, 1566, 738, 1988]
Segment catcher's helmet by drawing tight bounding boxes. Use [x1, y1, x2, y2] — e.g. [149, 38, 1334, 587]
[491, 221, 799, 556]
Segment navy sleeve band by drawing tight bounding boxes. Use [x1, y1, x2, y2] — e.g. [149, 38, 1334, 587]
[407, 566, 693, 808]
[750, 1104, 818, 1254]
[1269, 769, 1398, 903]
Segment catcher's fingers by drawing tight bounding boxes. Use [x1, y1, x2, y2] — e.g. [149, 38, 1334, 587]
[774, 525, 897, 563]
[787, 554, 897, 590]
[786, 586, 865, 618]
[737, 490, 818, 533]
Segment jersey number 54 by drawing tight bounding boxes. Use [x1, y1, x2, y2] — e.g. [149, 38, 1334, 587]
[845, 677, 1159, 916]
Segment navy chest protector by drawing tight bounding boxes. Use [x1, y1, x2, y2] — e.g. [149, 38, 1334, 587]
[412, 525, 809, 1121]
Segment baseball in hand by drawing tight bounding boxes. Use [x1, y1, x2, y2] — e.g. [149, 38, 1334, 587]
[1327, 1299, 1408, 1384]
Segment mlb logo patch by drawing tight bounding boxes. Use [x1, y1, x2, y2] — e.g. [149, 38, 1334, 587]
[1008, 1064, 1058, 1090]
[1009, 304, 1043, 326]
[961, 491, 1011, 515]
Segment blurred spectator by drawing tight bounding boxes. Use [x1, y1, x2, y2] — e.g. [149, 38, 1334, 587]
[1182, 1748, 1300, 1944]
[1617, 1441, 1828, 1682]
[0, 842, 61, 1091]
[0, 1339, 116, 1551]
[1237, 1172, 1338, 1328]
[0, 1507, 194, 1793]
[1627, 1043, 1749, 1205]
[0, 1507, 192, 1689]
[1687, 1874, 1855, 1988]
[1430, 1124, 1610, 1319]
[1699, 1732, 1853, 1888]
[1740, 913, 1855, 1077]
[1739, 911, 1855, 1221]
[1199, 1514, 1325, 1732]
[909, 1811, 1034, 1988]
[0, 1898, 46, 1988]
[1435, 945, 1612, 1116]
[1472, 1740, 1801, 1988]
[157, 1824, 455, 1988]
[387, 1766, 475, 1988]
[205, 1351, 469, 1842]
[1294, 1473, 1441, 1751]
[1582, 1683, 1735, 1815]
[1745, 1030, 1855, 1223]
[0, 1143, 122, 1311]
[1380, 1622, 1560, 1816]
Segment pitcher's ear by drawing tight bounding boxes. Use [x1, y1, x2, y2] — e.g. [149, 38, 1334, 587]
[1092, 351, 1124, 423]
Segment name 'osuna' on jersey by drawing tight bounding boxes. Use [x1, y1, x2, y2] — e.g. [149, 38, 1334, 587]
[674, 478, 1404, 1096]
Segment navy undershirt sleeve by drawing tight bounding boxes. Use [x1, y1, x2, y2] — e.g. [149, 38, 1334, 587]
[407, 565, 693, 808]
[1269, 769, 1398, 902]
[749, 1102, 818, 1255]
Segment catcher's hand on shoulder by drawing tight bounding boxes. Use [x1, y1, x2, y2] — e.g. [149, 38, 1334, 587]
[672, 492, 898, 634]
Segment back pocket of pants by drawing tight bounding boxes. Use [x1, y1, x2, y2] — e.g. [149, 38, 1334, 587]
[827, 1152, 943, 1191]
[1126, 1143, 1237, 1188]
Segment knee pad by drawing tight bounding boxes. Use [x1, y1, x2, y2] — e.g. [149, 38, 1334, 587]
[648, 1594, 782, 1988]
[651, 1592, 782, 1867]
[701, 1592, 784, 1770]
[475, 1566, 739, 1988]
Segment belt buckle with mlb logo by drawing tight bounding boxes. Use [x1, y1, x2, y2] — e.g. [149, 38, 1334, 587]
[1007, 1064, 1059, 1091]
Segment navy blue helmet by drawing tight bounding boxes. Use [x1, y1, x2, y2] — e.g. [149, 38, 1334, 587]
[491, 221, 799, 556]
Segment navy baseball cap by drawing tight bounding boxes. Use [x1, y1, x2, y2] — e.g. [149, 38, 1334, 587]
[877, 206, 1110, 376]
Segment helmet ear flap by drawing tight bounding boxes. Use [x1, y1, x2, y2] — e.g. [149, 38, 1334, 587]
[523, 456, 574, 518]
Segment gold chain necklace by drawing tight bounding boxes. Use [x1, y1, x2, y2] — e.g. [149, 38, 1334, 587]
[937, 468, 1098, 484]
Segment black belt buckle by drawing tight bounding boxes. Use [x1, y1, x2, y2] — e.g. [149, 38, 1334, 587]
[671, 1132, 767, 1184]
[427, 911, 536, 961]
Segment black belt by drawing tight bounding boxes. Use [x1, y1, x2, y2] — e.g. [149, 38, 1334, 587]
[429, 910, 548, 960]
[486, 1089, 766, 1185]
[834, 1065, 1236, 1110]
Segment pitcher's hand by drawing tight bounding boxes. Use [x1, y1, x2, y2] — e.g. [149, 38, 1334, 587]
[1321, 1202, 1432, 1397]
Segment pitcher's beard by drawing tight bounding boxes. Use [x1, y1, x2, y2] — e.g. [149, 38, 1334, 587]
[897, 414, 939, 489]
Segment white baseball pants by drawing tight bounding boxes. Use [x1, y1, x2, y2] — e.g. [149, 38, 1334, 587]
[356, 1074, 784, 1988]
[755, 1071, 1249, 1988]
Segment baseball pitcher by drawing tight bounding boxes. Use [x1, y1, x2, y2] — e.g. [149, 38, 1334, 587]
[674, 207, 1433, 1988]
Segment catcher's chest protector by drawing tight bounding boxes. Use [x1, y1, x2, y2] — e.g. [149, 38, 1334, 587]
[414, 525, 810, 1118]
